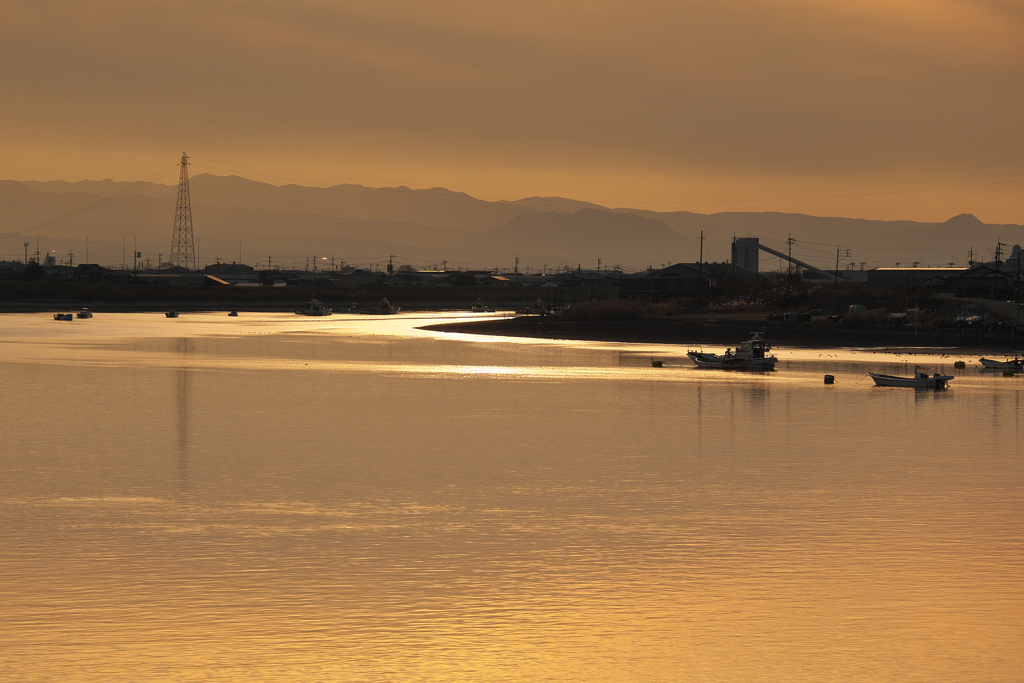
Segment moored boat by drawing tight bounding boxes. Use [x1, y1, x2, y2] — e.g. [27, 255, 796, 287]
[519, 297, 547, 315]
[165, 311, 179, 318]
[53, 313, 74, 321]
[687, 332, 778, 370]
[76, 308, 93, 319]
[296, 299, 332, 316]
[979, 357, 1023, 371]
[867, 371, 953, 389]
[470, 297, 494, 313]
[367, 297, 399, 315]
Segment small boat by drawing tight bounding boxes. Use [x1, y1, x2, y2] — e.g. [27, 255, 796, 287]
[687, 332, 778, 370]
[367, 297, 400, 315]
[519, 297, 547, 315]
[228, 311, 238, 317]
[53, 313, 74, 321]
[867, 371, 953, 389]
[165, 311, 179, 318]
[296, 299, 332, 316]
[76, 308, 93, 319]
[979, 357, 1023, 371]
[470, 297, 495, 313]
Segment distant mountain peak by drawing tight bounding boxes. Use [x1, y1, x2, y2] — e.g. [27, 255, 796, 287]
[945, 213, 983, 226]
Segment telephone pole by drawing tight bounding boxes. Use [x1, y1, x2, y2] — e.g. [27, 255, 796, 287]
[698, 231, 704, 286]
[170, 153, 197, 271]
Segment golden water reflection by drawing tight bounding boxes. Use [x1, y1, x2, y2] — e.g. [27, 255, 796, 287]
[0, 313, 1021, 682]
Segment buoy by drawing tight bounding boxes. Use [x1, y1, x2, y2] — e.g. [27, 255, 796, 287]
[651, 360, 663, 367]
[953, 360, 966, 369]
[824, 375, 835, 384]
[1003, 368, 1015, 377]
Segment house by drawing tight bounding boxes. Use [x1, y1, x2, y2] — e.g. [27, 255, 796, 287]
[480, 275, 512, 287]
[204, 262, 258, 284]
[74, 263, 108, 282]
[0, 261, 26, 280]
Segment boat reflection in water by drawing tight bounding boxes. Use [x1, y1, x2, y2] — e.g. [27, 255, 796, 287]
[687, 331, 778, 370]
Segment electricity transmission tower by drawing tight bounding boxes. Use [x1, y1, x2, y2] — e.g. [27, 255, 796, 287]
[170, 153, 197, 271]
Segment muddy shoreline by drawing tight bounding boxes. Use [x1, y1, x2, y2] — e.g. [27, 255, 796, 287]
[423, 314, 1024, 352]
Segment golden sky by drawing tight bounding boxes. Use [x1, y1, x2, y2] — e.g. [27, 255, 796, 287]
[3, 0, 1023, 222]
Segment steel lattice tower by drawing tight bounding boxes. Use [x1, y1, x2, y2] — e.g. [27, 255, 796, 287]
[170, 152, 197, 271]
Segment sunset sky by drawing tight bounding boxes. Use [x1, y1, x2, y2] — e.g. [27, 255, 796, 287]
[3, 0, 1023, 222]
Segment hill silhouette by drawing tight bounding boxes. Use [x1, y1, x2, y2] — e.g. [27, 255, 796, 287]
[2, 176, 1020, 270]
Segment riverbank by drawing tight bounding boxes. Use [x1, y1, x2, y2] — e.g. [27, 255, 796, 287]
[423, 313, 1024, 351]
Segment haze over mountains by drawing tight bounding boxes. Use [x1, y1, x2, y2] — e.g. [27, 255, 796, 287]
[2, 175, 1020, 272]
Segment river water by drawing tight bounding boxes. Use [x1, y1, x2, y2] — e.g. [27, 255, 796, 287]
[1, 312, 1021, 682]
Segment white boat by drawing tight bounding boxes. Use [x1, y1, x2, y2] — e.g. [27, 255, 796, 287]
[76, 308, 93, 319]
[296, 299, 332, 316]
[367, 297, 400, 315]
[470, 297, 494, 313]
[53, 313, 73, 321]
[979, 357, 1023, 371]
[867, 371, 953, 389]
[687, 332, 778, 370]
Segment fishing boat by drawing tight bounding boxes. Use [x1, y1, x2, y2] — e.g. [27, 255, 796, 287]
[867, 371, 953, 389]
[53, 313, 73, 321]
[76, 308, 93, 319]
[296, 299, 332, 316]
[979, 357, 1023, 371]
[519, 298, 547, 315]
[165, 311, 179, 318]
[687, 332, 778, 370]
[228, 311, 239, 317]
[470, 297, 494, 313]
[367, 297, 400, 315]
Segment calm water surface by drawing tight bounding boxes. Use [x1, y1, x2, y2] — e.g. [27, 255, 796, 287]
[1, 312, 1022, 682]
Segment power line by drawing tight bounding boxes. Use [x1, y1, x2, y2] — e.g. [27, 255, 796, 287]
[0, 163, 178, 243]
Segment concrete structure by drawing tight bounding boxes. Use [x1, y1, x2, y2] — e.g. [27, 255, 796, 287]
[731, 238, 760, 272]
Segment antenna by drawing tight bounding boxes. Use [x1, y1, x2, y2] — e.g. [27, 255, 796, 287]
[170, 153, 197, 270]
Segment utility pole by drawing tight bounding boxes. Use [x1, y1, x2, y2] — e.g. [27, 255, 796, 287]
[996, 240, 1007, 274]
[134, 237, 137, 272]
[388, 255, 394, 277]
[835, 248, 850, 286]
[515, 255, 520, 283]
[698, 231, 704, 286]
[23, 242, 29, 265]
[86, 237, 89, 264]
[122, 237, 125, 270]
